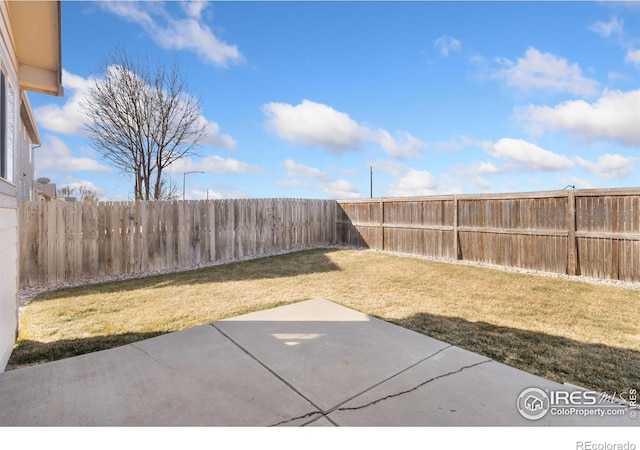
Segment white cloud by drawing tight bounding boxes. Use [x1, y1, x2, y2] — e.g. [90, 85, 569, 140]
[388, 168, 438, 197]
[476, 161, 501, 175]
[522, 89, 640, 146]
[155, 19, 242, 68]
[467, 161, 502, 176]
[590, 17, 640, 70]
[35, 135, 111, 172]
[575, 154, 637, 180]
[372, 160, 411, 177]
[198, 119, 237, 150]
[589, 17, 624, 39]
[374, 130, 425, 159]
[321, 179, 361, 199]
[625, 49, 640, 66]
[433, 135, 479, 152]
[608, 71, 628, 82]
[567, 176, 595, 190]
[282, 159, 329, 181]
[166, 155, 263, 174]
[57, 177, 106, 200]
[264, 100, 367, 153]
[275, 179, 306, 189]
[190, 188, 224, 200]
[59, 178, 101, 192]
[450, 160, 508, 192]
[199, 156, 261, 174]
[263, 100, 424, 159]
[472, 177, 492, 191]
[337, 167, 358, 177]
[434, 35, 461, 57]
[100, 2, 243, 68]
[375, 161, 439, 196]
[280, 159, 363, 198]
[182, 1, 208, 19]
[484, 138, 574, 172]
[497, 47, 599, 97]
[61, 69, 94, 92]
[34, 69, 92, 135]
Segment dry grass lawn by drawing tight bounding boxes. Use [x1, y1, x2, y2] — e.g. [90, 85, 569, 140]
[9, 248, 640, 394]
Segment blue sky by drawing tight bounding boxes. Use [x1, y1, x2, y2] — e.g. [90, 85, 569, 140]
[29, 1, 640, 201]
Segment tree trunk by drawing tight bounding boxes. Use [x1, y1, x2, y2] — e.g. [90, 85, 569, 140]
[153, 169, 163, 201]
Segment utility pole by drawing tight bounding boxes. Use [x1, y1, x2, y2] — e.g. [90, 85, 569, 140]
[370, 165, 373, 198]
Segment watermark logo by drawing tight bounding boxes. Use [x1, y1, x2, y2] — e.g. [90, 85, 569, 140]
[517, 387, 550, 420]
[576, 442, 636, 450]
[517, 387, 637, 421]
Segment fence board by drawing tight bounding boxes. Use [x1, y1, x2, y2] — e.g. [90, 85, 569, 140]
[19, 198, 337, 288]
[19, 190, 640, 287]
[337, 188, 640, 282]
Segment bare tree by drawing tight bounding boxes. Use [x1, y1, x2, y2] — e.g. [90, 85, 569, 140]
[57, 185, 99, 202]
[82, 47, 207, 200]
[155, 175, 181, 201]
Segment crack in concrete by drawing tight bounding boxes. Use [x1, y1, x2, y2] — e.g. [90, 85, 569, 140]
[269, 410, 325, 427]
[269, 357, 493, 426]
[130, 330, 491, 426]
[129, 341, 275, 411]
[128, 329, 330, 426]
[324, 344, 454, 413]
[333, 359, 492, 413]
[209, 323, 331, 426]
[129, 342, 212, 387]
[236, 343, 456, 426]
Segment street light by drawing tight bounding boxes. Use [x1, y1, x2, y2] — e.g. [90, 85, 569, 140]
[183, 171, 204, 200]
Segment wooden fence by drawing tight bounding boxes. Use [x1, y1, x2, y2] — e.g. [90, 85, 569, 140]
[337, 188, 640, 282]
[19, 198, 336, 288]
[18, 188, 640, 288]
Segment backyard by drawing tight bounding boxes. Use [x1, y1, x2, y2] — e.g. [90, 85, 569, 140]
[9, 248, 640, 395]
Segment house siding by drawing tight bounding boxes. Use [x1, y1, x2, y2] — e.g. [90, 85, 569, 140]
[17, 114, 33, 203]
[0, 0, 61, 370]
[0, 79, 19, 370]
[0, 1, 22, 370]
[0, 181, 17, 370]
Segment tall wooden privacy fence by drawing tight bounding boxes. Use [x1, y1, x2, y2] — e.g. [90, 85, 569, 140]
[18, 188, 640, 288]
[337, 188, 640, 282]
[19, 198, 336, 288]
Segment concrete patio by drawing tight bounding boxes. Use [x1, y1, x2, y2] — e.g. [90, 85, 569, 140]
[0, 298, 637, 426]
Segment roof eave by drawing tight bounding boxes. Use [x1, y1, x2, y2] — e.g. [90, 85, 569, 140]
[10, 1, 63, 97]
[19, 64, 63, 97]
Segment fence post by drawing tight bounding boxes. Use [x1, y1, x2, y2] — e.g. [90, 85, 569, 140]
[379, 198, 384, 251]
[567, 190, 577, 276]
[453, 195, 459, 260]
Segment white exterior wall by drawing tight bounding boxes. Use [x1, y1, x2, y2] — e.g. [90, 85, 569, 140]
[0, 1, 60, 371]
[0, 183, 18, 369]
[0, 2, 21, 371]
